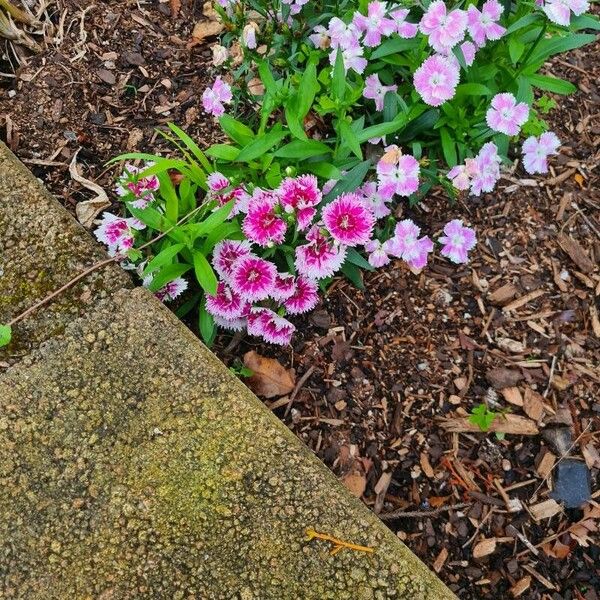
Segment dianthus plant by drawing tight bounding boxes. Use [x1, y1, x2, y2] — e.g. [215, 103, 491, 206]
[95, 1, 598, 346]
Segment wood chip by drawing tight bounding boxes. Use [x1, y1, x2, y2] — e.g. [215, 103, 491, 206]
[590, 304, 600, 338]
[439, 414, 539, 435]
[536, 452, 557, 479]
[511, 576, 531, 597]
[529, 499, 562, 522]
[433, 547, 448, 573]
[501, 387, 523, 407]
[582, 442, 600, 469]
[502, 289, 545, 313]
[488, 283, 518, 306]
[420, 452, 435, 478]
[557, 233, 595, 274]
[473, 538, 497, 558]
[523, 387, 544, 421]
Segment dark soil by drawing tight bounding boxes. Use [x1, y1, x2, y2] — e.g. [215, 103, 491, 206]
[1, 2, 599, 598]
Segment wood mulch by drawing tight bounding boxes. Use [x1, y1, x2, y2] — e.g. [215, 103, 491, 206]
[1, 2, 599, 598]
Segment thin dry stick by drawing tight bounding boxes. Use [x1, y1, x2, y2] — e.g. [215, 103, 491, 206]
[7, 205, 205, 328]
[305, 528, 374, 555]
[284, 365, 316, 417]
[380, 502, 472, 521]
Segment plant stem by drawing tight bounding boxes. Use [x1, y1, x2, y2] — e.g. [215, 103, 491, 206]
[514, 22, 548, 81]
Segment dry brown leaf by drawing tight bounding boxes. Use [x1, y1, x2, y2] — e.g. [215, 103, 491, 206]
[582, 442, 600, 469]
[342, 471, 366, 498]
[247, 77, 265, 96]
[188, 20, 224, 47]
[243, 351, 295, 398]
[542, 539, 572, 559]
[511, 576, 531, 597]
[489, 282, 518, 306]
[557, 233, 595, 274]
[497, 337, 526, 354]
[69, 150, 110, 228]
[501, 386, 523, 407]
[523, 387, 544, 421]
[428, 495, 451, 508]
[473, 538, 497, 558]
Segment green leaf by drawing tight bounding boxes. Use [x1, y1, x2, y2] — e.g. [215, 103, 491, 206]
[468, 404, 497, 432]
[341, 262, 364, 289]
[193, 251, 218, 295]
[205, 144, 240, 161]
[274, 139, 332, 159]
[527, 74, 577, 95]
[455, 83, 492, 96]
[128, 206, 172, 232]
[339, 120, 363, 159]
[284, 98, 308, 141]
[0, 324, 11, 348]
[187, 200, 234, 240]
[148, 263, 192, 292]
[235, 130, 287, 162]
[167, 123, 212, 171]
[157, 171, 179, 223]
[297, 60, 319, 119]
[396, 109, 440, 143]
[219, 115, 255, 145]
[383, 91, 398, 123]
[505, 13, 541, 35]
[142, 243, 185, 276]
[302, 162, 341, 180]
[528, 33, 596, 67]
[370, 35, 419, 59]
[516, 76, 534, 105]
[346, 247, 374, 271]
[508, 38, 525, 64]
[357, 113, 408, 143]
[324, 160, 371, 201]
[440, 127, 457, 168]
[258, 60, 277, 90]
[199, 301, 216, 346]
[331, 49, 346, 101]
[201, 221, 242, 254]
[570, 14, 600, 31]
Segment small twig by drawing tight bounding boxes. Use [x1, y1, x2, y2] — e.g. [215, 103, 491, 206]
[284, 365, 316, 417]
[379, 502, 472, 521]
[543, 355, 557, 398]
[305, 528, 374, 555]
[7, 205, 205, 328]
[462, 507, 496, 548]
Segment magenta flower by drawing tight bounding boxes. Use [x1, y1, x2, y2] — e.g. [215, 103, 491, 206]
[543, 0, 589, 26]
[365, 239, 391, 267]
[486, 93, 529, 136]
[247, 308, 296, 345]
[154, 277, 188, 302]
[413, 54, 460, 107]
[438, 220, 477, 264]
[470, 142, 502, 196]
[279, 175, 322, 230]
[202, 76, 233, 117]
[213, 314, 247, 332]
[353, 1, 396, 47]
[295, 226, 347, 279]
[359, 182, 392, 218]
[376, 149, 420, 198]
[116, 162, 160, 209]
[322, 193, 375, 246]
[522, 132, 560, 174]
[243, 192, 287, 247]
[467, 0, 506, 47]
[94, 213, 145, 256]
[205, 281, 251, 320]
[419, 1, 467, 54]
[284, 276, 319, 314]
[212, 239, 252, 281]
[271, 273, 297, 301]
[229, 255, 277, 302]
[384, 219, 434, 271]
[363, 74, 398, 111]
[390, 8, 418, 38]
[207, 172, 230, 192]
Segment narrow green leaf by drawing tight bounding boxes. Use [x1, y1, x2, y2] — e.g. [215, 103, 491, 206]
[187, 200, 234, 240]
[508, 38, 525, 64]
[128, 206, 172, 232]
[142, 243, 185, 276]
[339, 120, 363, 159]
[148, 263, 192, 292]
[302, 162, 341, 180]
[235, 130, 287, 162]
[346, 247, 374, 271]
[528, 33, 596, 66]
[274, 139, 332, 159]
[193, 251, 218, 295]
[167, 123, 212, 171]
[341, 262, 364, 289]
[0, 324, 11, 348]
[219, 115, 255, 145]
[199, 301, 216, 347]
[297, 60, 319, 119]
[528, 74, 577, 94]
[205, 144, 240, 161]
[332, 49, 346, 101]
[324, 160, 371, 202]
[440, 127, 457, 168]
[455, 83, 492, 96]
[506, 13, 541, 35]
[370, 35, 420, 59]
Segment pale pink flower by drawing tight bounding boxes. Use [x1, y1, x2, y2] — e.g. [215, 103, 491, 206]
[467, 0, 506, 47]
[322, 178, 339, 196]
[486, 93, 529, 136]
[205, 281, 251, 320]
[460, 41, 477, 66]
[328, 17, 361, 49]
[242, 22, 258, 49]
[229, 255, 277, 302]
[330, 43, 367, 74]
[470, 142, 502, 196]
[154, 277, 188, 302]
[365, 239, 391, 267]
[271, 273, 297, 301]
[202, 76, 233, 117]
[242, 192, 287, 247]
[116, 162, 160, 209]
[390, 8, 418, 38]
[384, 219, 433, 270]
[419, 1, 467, 54]
[363, 74, 398, 111]
[353, 1, 396, 47]
[213, 314, 247, 331]
[279, 175, 322, 230]
[212, 239, 252, 281]
[376, 149, 420, 198]
[413, 54, 460, 107]
[247, 307, 296, 345]
[322, 193, 375, 246]
[447, 158, 479, 190]
[543, 0, 589, 26]
[295, 226, 347, 279]
[282, 0, 309, 15]
[522, 132, 560, 174]
[94, 212, 145, 256]
[359, 182, 392, 219]
[284, 275, 319, 314]
[309, 25, 331, 50]
[438, 220, 476, 264]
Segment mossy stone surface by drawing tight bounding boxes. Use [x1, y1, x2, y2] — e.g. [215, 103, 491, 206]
[0, 142, 130, 362]
[0, 289, 455, 599]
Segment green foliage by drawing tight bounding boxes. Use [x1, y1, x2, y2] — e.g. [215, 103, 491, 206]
[468, 404, 498, 432]
[0, 324, 11, 348]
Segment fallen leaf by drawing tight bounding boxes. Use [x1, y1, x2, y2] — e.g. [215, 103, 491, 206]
[247, 77, 265, 96]
[243, 351, 295, 398]
[473, 538, 497, 558]
[188, 20, 224, 47]
[489, 283, 518, 306]
[428, 495, 451, 508]
[511, 576, 531, 597]
[342, 471, 366, 498]
[582, 443, 600, 469]
[542, 539, 572, 559]
[501, 386, 523, 407]
[523, 387, 544, 421]
[497, 337, 526, 354]
[557, 234, 595, 274]
[69, 150, 110, 227]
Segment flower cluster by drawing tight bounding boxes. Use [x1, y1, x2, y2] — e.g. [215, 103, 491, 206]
[202, 76, 233, 117]
[115, 162, 160, 208]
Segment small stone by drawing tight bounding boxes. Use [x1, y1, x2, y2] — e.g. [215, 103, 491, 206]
[549, 459, 591, 508]
[542, 427, 572, 456]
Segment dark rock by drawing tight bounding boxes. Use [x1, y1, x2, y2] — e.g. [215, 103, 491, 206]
[542, 427, 573, 456]
[549, 459, 591, 508]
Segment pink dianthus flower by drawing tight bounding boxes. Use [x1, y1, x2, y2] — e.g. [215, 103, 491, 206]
[467, 0, 506, 47]
[384, 219, 433, 271]
[295, 226, 347, 280]
[212, 239, 252, 281]
[322, 193, 375, 246]
[352, 1, 396, 47]
[376, 148, 420, 198]
[365, 239, 391, 267]
[363, 74, 398, 111]
[522, 132, 560, 174]
[202, 77, 232, 117]
[413, 54, 460, 107]
[486, 93, 529, 136]
[94, 213, 145, 256]
[229, 255, 277, 302]
[242, 191, 287, 247]
[116, 162, 160, 208]
[247, 308, 295, 345]
[284, 276, 319, 314]
[419, 1, 467, 54]
[279, 175, 322, 230]
[205, 281, 251, 320]
[438, 219, 477, 264]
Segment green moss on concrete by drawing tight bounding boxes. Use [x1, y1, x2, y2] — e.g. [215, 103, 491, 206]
[0, 289, 455, 599]
[0, 142, 130, 361]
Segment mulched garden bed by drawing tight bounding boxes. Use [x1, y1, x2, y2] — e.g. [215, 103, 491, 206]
[1, 1, 599, 598]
